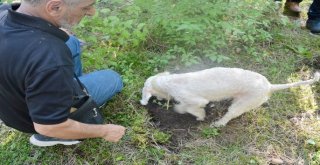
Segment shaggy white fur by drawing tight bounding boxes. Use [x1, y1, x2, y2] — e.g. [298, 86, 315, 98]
[140, 67, 320, 127]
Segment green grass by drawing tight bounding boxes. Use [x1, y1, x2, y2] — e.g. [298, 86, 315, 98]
[1, 0, 320, 164]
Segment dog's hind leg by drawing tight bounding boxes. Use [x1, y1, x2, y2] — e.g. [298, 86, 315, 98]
[210, 95, 268, 127]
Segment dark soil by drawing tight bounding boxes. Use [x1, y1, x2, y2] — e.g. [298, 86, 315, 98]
[145, 97, 234, 152]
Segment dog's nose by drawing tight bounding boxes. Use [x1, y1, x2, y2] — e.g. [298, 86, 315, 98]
[140, 100, 148, 105]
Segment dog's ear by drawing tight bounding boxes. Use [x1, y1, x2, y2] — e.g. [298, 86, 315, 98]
[140, 77, 154, 105]
[140, 86, 152, 105]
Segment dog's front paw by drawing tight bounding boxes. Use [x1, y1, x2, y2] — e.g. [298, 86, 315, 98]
[210, 122, 225, 128]
[196, 116, 205, 121]
[174, 107, 186, 114]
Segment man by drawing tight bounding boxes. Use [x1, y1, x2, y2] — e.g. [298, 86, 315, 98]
[284, 0, 320, 34]
[0, 0, 126, 147]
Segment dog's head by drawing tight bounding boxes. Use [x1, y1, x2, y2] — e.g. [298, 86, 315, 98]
[140, 71, 170, 105]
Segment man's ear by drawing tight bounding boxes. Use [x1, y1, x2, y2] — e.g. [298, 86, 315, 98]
[46, 0, 64, 17]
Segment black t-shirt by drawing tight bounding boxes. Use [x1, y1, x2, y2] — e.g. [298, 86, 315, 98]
[0, 5, 74, 133]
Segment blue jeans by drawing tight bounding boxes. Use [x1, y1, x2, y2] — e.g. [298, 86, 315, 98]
[65, 35, 123, 106]
[308, 0, 320, 20]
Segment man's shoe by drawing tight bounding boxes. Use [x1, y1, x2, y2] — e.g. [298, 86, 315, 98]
[30, 134, 81, 147]
[306, 19, 320, 34]
[285, 2, 301, 13]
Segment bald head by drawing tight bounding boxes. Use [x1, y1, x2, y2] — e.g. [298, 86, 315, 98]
[22, 0, 43, 5]
[22, 0, 82, 6]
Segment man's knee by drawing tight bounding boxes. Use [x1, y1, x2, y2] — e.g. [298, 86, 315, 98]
[101, 69, 123, 92]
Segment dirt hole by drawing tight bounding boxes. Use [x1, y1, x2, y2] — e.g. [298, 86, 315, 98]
[145, 97, 234, 152]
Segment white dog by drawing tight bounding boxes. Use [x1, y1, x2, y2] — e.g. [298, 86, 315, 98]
[140, 67, 320, 127]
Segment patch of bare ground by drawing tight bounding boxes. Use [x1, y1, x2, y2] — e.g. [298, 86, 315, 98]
[145, 97, 255, 153]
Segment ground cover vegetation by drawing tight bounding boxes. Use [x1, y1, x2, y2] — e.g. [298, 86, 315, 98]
[1, 0, 320, 164]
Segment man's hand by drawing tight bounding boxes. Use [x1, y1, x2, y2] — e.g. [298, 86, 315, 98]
[102, 124, 126, 142]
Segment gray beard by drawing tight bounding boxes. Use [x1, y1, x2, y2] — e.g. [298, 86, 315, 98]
[59, 19, 75, 33]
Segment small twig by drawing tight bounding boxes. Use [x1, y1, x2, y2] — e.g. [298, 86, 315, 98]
[166, 99, 170, 110]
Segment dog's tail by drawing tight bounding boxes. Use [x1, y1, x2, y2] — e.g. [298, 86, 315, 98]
[270, 72, 320, 92]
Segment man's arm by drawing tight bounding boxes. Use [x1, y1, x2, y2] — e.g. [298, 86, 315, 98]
[33, 119, 126, 142]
